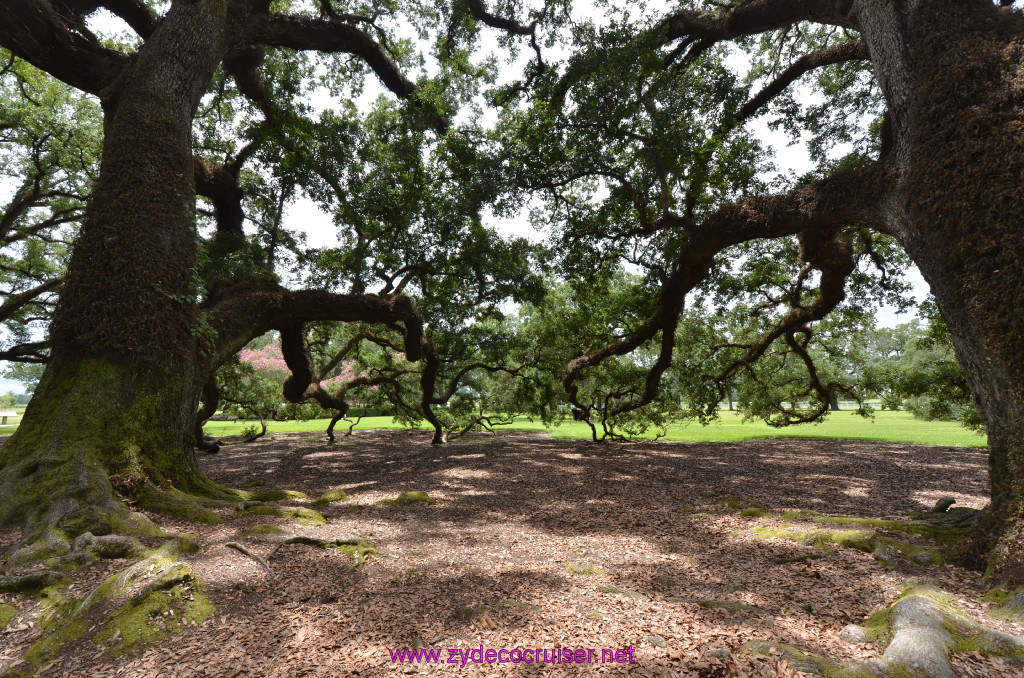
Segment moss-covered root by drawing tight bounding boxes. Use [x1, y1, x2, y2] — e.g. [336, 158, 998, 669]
[4, 529, 72, 570]
[982, 584, 1024, 621]
[751, 526, 945, 566]
[380, 491, 436, 506]
[873, 585, 1024, 677]
[20, 538, 212, 667]
[0, 570, 66, 594]
[310, 488, 349, 506]
[237, 503, 326, 526]
[744, 584, 1024, 678]
[58, 533, 148, 570]
[136, 483, 223, 524]
[742, 640, 873, 676]
[0, 603, 17, 630]
[267, 536, 379, 569]
[244, 489, 308, 502]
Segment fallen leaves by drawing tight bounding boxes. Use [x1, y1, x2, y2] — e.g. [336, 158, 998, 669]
[2, 431, 1019, 676]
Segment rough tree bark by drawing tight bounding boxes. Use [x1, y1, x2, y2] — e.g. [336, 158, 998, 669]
[884, 1, 1024, 578]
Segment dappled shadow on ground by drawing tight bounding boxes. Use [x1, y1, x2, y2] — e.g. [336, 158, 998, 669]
[205, 430, 989, 531]
[24, 431, 1018, 677]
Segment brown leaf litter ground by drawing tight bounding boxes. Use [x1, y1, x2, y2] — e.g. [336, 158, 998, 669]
[2, 430, 1021, 677]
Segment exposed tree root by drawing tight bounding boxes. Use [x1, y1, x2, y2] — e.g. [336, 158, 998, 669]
[225, 541, 274, 577]
[135, 484, 223, 525]
[267, 536, 378, 569]
[5, 537, 212, 671]
[236, 502, 326, 526]
[58, 533, 147, 570]
[742, 582, 1024, 677]
[0, 571, 66, 594]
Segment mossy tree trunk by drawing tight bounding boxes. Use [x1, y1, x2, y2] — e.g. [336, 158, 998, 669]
[0, 0, 232, 544]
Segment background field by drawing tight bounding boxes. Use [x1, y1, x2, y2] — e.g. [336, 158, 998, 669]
[0, 406, 986, 446]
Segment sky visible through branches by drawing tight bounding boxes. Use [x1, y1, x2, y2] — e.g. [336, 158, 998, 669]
[0, 1, 929, 394]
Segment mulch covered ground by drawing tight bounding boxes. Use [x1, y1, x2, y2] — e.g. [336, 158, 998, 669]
[2, 430, 1021, 677]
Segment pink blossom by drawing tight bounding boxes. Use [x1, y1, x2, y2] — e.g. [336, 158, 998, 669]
[239, 345, 290, 380]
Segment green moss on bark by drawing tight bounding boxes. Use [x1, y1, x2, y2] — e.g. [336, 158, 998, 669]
[239, 504, 326, 526]
[0, 603, 18, 630]
[0, 355, 244, 554]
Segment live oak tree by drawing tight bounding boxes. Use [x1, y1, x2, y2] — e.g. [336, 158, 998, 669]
[3, 0, 1024, 585]
[0, 0, 558, 562]
[501, 0, 1024, 575]
[0, 0, 484, 557]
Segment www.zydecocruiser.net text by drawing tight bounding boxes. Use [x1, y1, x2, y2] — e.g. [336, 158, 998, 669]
[389, 645, 638, 666]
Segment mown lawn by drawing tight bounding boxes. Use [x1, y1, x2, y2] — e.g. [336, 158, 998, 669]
[0, 407, 986, 447]
[194, 409, 986, 447]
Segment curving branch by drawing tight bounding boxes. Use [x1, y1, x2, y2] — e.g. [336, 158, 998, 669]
[737, 40, 869, 121]
[465, 0, 535, 36]
[201, 286, 425, 374]
[562, 160, 894, 432]
[418, 337, 446, 444]
[0, 341, 50, 363]
[247, 13, 418, 100]
[0, 276, 64, 324]
[61, 0, 160, 38]
[200, 284, 441, 441]
[0, 0, 128, 95]
[194, 157, 248, 237]
[193, 378, 221, 453]
[661, 0, 858, 47]
[705, 230, 860, 424]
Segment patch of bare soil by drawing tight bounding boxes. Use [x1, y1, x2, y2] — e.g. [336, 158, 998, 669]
[3, 431, 1020, 677]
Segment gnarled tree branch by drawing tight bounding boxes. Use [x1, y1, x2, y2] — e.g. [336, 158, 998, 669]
[563, 160, 893, 431]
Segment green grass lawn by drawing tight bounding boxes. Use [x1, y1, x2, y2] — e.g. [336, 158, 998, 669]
[0, 407, 986, 447]
[201, 408, 985, 447]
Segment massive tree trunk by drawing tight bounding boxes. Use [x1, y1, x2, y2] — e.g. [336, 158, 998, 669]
[856, 0, 1024, 577]
[888, 1, 1024, 577]
[0, 1, 231, 546]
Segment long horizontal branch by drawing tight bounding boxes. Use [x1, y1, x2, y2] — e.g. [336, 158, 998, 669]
[466, 0, 535, 36]
[0, 340, 49, 363]
[0, 276, 64, 323]
[662, 0, 857, 45]
[201, 285, 425, 375]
